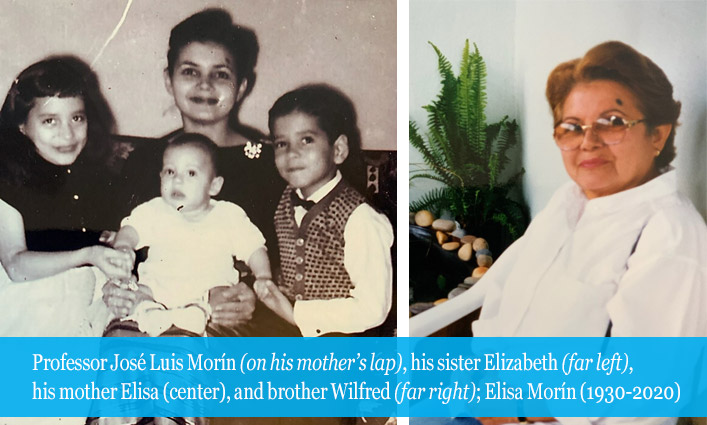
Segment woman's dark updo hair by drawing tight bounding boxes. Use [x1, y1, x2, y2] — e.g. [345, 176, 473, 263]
[546, 41, 681, 171]
[0, 56, 115, 183]
[167, 9, 259, 133]
[268, 83, 365, 192]
[167, 8, 259, 89]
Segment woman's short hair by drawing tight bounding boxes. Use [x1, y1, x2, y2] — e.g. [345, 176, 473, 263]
[0, 56, 115, 169]
[167, 8, 259, 88]
[546, 41, 681, 170]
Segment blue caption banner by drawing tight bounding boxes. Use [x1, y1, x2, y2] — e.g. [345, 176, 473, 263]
[0, 337, 706, 417]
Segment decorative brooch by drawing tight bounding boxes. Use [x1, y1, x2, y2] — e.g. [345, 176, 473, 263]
[244, 140, 262, 159]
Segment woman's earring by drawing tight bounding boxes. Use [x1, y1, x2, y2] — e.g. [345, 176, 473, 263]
[655, 149, 661, 157]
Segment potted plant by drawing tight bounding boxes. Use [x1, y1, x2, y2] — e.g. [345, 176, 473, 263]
[410, 40, 528, 254]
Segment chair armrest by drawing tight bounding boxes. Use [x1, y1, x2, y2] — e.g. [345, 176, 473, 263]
[409, 277, 488, 336]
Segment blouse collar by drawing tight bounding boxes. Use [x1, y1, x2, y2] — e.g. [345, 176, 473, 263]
[573, 168, 677, 218]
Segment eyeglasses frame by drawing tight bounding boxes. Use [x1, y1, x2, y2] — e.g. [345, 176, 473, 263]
[553, 117, 646, 151]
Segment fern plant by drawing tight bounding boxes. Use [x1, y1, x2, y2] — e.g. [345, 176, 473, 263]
[410, 40, 528, 249]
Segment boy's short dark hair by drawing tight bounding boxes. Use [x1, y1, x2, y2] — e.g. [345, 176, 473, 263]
[167, 8, 259, 88]
[166, 133, 221, 176]
[268, 83, 364, 192]
[268, 84, 361, 150]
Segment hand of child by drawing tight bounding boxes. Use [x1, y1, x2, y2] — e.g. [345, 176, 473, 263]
[254, 279, 295, 325]
[91, 245, 133, 279]
[98, 230, 117, 245]
[208, 282, 256, 328]
[114, 245, 137, 270]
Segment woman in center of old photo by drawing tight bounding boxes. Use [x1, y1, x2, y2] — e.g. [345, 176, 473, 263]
[419, 40, 707, 340]
[105, 9, 286, 337]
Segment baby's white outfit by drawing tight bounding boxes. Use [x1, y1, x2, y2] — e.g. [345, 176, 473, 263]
[122, 197, 265, 335]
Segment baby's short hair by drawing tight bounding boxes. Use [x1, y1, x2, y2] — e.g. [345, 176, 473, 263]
[165, 133, 221, 176]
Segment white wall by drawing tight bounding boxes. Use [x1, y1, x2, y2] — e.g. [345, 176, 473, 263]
[0, 0, 396, 150]
[410, 0, 707, 218]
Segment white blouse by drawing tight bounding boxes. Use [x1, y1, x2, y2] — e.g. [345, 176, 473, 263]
[472, 169, 707, 337]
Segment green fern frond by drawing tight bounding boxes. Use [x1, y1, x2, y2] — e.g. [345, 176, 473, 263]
[409, 41, 528, 253]
[409, 121, 447, 175]
[410, 187, 456, 215]
[409, 172, 451, 187]
[429, 42, 455, 93]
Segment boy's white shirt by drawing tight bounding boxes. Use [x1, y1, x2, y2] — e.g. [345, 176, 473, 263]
[291, 171, 394, 336]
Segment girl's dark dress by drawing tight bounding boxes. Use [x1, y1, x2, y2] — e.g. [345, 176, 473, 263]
[0, 136, 119, 337]
[0, 140, 121, 252]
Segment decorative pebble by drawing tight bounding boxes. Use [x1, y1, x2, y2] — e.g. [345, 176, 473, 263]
[434, 298, 448, 305]
[432, 218, 456, 232]
[477, 254, 493, 268]
[409, 302, 435, 315]
[441, 241, 460, 251]
[472, 266, 489, 278]
[460, 235, 477, 245]
[457, 243, 473, 261]
[475, 248, 492, 257]
[448, 287, 467, 299]
[414, 210, 435, 227]
[436, 231, 449, 245]
[451, 223, 466, 238]
[464, 276, 480, 285]
[472, 237, 489, 251]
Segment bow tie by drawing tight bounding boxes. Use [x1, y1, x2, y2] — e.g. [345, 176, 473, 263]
[291, 191, 316, 211]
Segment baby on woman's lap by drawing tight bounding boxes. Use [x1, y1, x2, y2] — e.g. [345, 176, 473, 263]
[106, 133, 274, 337]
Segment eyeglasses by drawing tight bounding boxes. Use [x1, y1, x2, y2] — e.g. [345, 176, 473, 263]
[553, 115, 646, 151]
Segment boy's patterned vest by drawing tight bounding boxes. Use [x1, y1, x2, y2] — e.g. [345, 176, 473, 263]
[274, 180, 365, 301]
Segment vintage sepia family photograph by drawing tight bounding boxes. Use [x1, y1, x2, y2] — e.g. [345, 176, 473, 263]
[0, 0, 396, 424]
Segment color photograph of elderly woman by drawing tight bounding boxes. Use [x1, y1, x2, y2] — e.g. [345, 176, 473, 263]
[409, 1, 705, 425]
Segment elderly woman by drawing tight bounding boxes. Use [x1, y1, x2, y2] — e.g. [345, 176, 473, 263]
[475, 40, 706, 338]
[414, 40, 707, 341]
[410, 38, 705, 425]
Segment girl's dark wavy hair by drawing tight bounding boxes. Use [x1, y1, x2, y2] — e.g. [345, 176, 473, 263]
[167, 8, 259, 131]
[268, 83, 365, 193]
[0, 56, 115, 183]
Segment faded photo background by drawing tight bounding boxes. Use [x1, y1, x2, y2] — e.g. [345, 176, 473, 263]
[0, 0, 396, 151]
